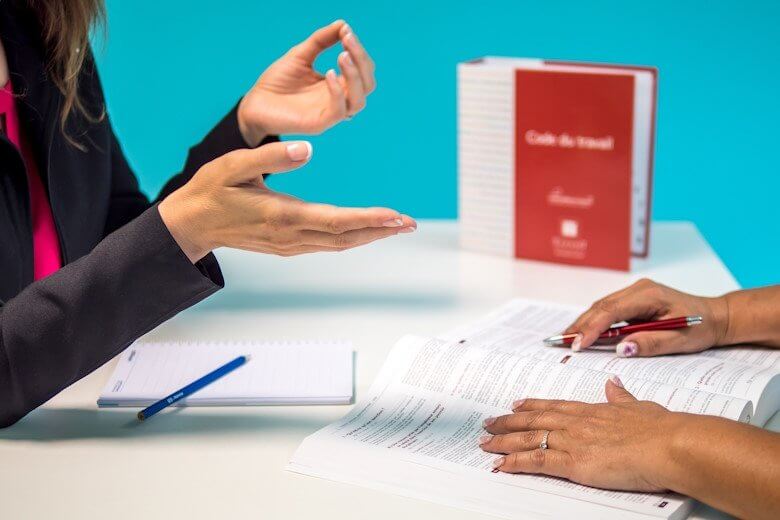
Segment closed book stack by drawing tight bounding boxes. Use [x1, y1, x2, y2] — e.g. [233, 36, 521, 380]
[457, 57, 658, 271]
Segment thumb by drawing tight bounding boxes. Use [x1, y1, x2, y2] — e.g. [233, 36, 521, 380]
[605, 376, 637, 403]
[615, 330, 682, 358]
[217, 141, 312, 185]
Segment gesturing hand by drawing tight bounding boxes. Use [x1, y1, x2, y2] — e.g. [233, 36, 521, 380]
[562, 279, 730, 357]
[480, 377, 682, 492]
[158, 141, 415, 262]
[238, 20, 375, 145]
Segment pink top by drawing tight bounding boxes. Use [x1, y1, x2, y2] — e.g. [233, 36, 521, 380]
[0, 80, 62, 279]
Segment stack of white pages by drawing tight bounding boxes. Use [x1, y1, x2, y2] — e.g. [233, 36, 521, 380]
[287, 299, 780, 520]
[99, 340, 354, 407]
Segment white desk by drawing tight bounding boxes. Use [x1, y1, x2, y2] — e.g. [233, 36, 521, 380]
[0, 221, 772, 520]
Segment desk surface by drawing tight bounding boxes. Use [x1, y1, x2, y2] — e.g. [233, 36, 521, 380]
[1, 221, 768, 520]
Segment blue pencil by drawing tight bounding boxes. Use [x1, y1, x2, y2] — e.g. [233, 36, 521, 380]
[137, 355, 250, 421]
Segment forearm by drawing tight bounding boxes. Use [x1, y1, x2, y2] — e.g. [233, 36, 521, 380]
[718, 286, 780, 347]
[0, 206, 223, 427]
[661, 414, 780, 519]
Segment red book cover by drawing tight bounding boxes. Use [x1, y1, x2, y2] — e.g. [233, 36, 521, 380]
[514, 69, 634, 270]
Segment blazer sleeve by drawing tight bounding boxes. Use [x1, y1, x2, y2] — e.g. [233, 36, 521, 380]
[0, 205, 224, 428]
[104, 105, 279, 235]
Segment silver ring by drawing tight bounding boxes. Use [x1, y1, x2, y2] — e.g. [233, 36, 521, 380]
[540, 430, 550, 450]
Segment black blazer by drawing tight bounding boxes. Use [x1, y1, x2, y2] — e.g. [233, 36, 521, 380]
[0, 3, 273, 427]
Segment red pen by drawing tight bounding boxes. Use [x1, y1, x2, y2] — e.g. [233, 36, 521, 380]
[543, 316, 703, 346]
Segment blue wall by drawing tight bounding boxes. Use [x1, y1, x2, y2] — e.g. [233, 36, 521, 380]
[95, 0, 779, 288]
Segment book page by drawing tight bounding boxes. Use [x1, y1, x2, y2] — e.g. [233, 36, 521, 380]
[530, 348, 775, 424]
[289, 335, 694, 519]
[448, 299, 780, 424]
[699, 346, 780, 369]
[402, 336, 750, 421]
[442, 297, 576, 345]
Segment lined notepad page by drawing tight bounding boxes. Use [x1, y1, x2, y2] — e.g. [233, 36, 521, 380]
[98, 341, 354, 407]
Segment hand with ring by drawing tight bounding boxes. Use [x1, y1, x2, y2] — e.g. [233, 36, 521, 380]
[479, 376, 680, 492]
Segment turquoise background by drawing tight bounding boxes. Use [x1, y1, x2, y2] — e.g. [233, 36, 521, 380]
[95, 0, 779, 288]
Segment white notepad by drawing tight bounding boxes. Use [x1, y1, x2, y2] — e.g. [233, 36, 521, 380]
[98, 340, 354, 407]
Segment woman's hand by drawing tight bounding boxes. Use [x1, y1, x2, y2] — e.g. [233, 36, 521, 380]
[480, 377, 683, 492]
[481, 380, 780, 520]
[564, 279, 730, 357]
[237, 20, 375, 146]
[158, 140, 414, 262]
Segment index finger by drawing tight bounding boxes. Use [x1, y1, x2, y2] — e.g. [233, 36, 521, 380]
[296, 203, 416, 234]
[484, 410, 573, 435]
[512, 398, 592, 416]
[564, 282, 664, 351]
[289, 20, 345, 63]
[340, 25, 376, 93]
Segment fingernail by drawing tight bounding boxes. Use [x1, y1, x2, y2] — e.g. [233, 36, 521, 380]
[511, 399, 526, 411]
[571, 333, 584, 352]
[383, 218, 403, 227]
[483, 417, 496, 428]
[286, 142, 312, 161]
[341, 22, 351, 32]
[326, 68, 337, 81]
[479, 434, 493, 445]
[344, 32, 355, 44]
[616, 341, 638, 358]
[610, 375, 624, 388]
[492, 457, 505, 469]
[341, 51, 353, 66]
[398, 227, 415, 234]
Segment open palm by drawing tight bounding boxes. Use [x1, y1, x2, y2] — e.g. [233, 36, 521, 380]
[238, 20, 376, 145]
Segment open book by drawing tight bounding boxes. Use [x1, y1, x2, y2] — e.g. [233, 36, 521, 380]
[288, 299, 780, 520]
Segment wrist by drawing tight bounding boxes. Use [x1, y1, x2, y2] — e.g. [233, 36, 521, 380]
[708, 294, 732, 347]
[158, 192, 214, 263]
[237, 97, 268, 147]
[645, 412, 700, 493]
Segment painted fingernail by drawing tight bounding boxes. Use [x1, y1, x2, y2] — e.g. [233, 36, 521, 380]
[492, 457, 505, 469]
[286, 142, 312, 161]
[571, 333, 584, 352]
[479, 434, 493, 445]
[383, 218, 403, 227]
[398, 227, 416, 234]
[511, 399, 526, 411]
[616, 341, 638, 358]
[483, 417, 496, 427]
[610, 375, 625, 388]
